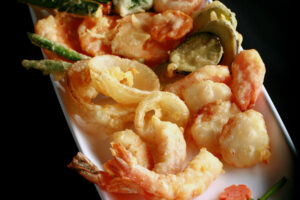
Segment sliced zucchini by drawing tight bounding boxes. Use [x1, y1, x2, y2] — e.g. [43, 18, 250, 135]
[192, 0, 237, 30]
[169, 32, 223, 73]
[197, 19, 238, 66]
[192, 1, 242, 66]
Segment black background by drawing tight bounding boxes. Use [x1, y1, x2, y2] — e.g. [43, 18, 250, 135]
[5, 0, 299, 199]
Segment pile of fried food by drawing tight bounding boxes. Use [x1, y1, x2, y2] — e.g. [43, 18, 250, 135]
[20, 0, 271, 199]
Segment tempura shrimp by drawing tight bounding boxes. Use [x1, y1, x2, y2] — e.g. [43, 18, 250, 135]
[144, 116, 187, 174]
[111, 10, 193, 67]
[68, 151, 144, 194]
[182, 80, 232, 114]
[230, 49, 266, 111]
[219, 109, 271, 167]
[134, 91, 189, 174]
[164, 65, 231, 98]
[78, 14, 119, 56]
[150, 10, 193, 42]
[189, 100, 240, 156]
[35, 12, 83, 59]
[109, 129, 154, 169]
[69, 129, 155, 194]
[153, 0, 207, 16]
[65, 60, 135, 131]
[109, 142, 223, 200]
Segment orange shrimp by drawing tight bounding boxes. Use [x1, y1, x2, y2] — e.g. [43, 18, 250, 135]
[78, 15, 120, 56]
[108, 143, 223, 200]
[164, 65, 231, 98]
[230, 49, 266, 111]
[150, 10, 193, 42]
[68, 152, 144, 194]
[68, 130, 153, 195]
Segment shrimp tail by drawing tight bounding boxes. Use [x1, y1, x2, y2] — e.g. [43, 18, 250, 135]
[110, 142, 135, 168]
[108, 142, 138, 177]
[68, 152, 103, 184]
[68, 152, 141, 194]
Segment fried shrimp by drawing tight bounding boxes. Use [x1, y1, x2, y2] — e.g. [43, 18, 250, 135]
[219, 109, 271, 167]
[164, 65, 231, 98]
[230, 49, 266, 111]
[144, 116, 187, 174]
[35, 12, 83, 59]
[69, 129, 154, 195]
[182, 80, 232, 114]
[88, 55, 160, 105]
[109, 143, 223, 200]
[189, 100, 240, 156]
[153, 0, 207, 16]
[78, 14, 119, 56]
[150, 10, 193, 42]
[111, 11, 193, 67]
[68, 152, 144, 194]
[66, 60, 135, 131]
[110, 129, 154, 169]
[134, 91, 189, 174]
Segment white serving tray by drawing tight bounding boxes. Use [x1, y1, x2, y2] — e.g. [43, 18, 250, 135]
[29, 3, 297, 200]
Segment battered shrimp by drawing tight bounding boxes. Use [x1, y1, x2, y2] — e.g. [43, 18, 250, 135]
[66, 60, 135, 132]
[145, 116, 187, 174]
[134, 91, 189, 174]
[111, 10, 193, 67]
[219, 109, 271, 167]
[189, 100, 240, 156]
[69, 129, 155, 194]
[230, 49, 266, 111]
[164, 65, 231, 98]
[35, 12, 83, 59]
[109, 142, 223, 200]
[68, 152, 144, 194]
[150, 10, 193, 42]
[78, 14, 119, 56]
[153, 0, 207, 16]
[110, 129, 154, 169]
[182, 80, 232, 114]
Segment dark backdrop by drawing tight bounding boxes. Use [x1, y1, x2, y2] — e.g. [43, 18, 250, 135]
[5, 0, 299, 199]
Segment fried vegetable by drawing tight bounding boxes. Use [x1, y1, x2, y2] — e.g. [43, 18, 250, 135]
[89, 55, 160, 105]
[193, 1, 242, 66]
[113, 0, 153, 17]
[18, 0, 110, 16]
[28, 32, 90, 61]
[192, 0, 237, 29]
[169, 32, 223, 72]
[197, 20, 238, 66]
[22, 59, 71, 74]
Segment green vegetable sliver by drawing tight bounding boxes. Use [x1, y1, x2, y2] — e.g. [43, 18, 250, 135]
[28, 32, 90, 61]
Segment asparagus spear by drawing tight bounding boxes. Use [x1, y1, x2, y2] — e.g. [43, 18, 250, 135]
[18, 0, 110, 16]
[22, 59, 72, 74]
[28, 32, 91, 61]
